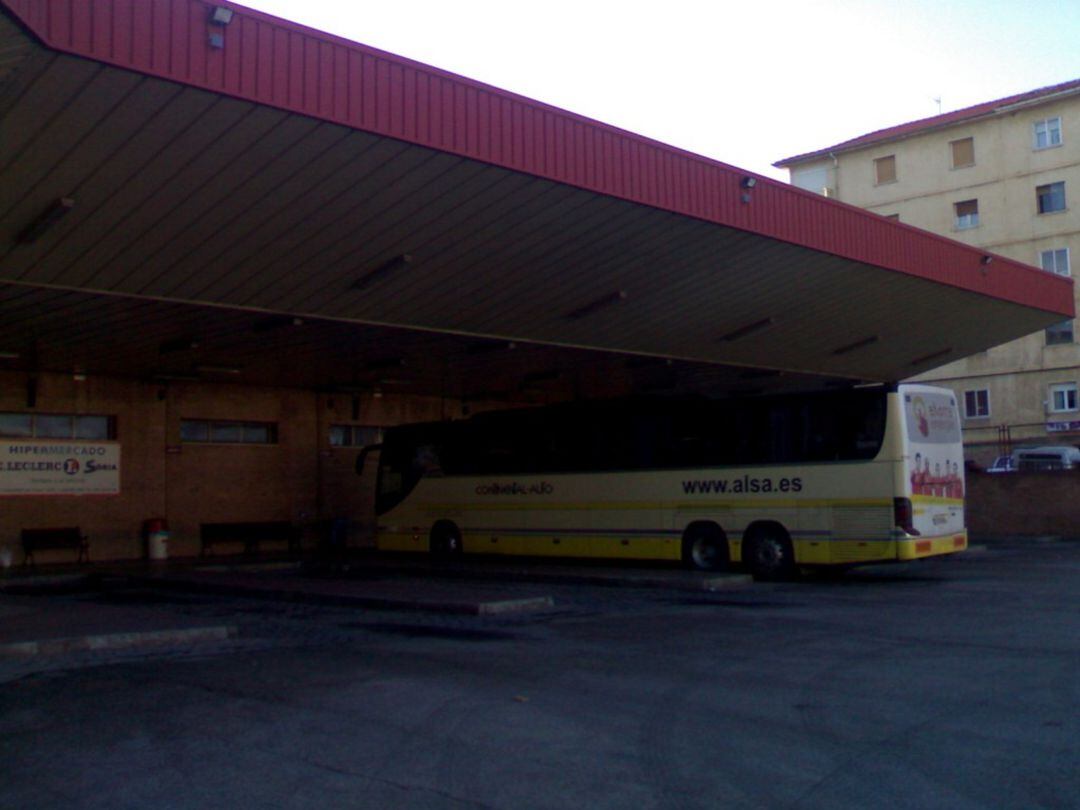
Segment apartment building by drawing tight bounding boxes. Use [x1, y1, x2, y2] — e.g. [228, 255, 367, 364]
[776, 80, 1080, 464]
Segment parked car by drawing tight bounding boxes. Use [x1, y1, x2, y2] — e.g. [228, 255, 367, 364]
[1013, 445, 1080, 471]
[986, 455, 1017, 473]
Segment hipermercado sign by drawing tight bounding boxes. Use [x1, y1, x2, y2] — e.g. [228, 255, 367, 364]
[0, 441, 120, 495]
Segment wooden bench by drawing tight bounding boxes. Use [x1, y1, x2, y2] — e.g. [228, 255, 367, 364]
[21, 527, 89, 566]
[199, 521, 301, 557]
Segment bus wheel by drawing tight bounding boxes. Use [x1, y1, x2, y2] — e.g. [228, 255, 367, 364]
[743, 524, 796, 581]
[429, 521, 462, 557]
[681, 523, 728, 571]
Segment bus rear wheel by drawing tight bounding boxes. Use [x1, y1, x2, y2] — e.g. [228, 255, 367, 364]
[681, 524, 728, 571]
[743, 525, 796, 581]
[429, 521, 462, 558]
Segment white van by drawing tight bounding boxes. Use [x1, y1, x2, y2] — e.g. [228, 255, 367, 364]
[1012, 446, 1080, 471]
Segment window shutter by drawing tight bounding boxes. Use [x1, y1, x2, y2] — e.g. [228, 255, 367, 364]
[874, 155, 896, 184]
[950, 137, 974, 168]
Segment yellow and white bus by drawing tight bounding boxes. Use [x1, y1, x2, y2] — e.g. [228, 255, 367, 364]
[362, 383, 967, 579]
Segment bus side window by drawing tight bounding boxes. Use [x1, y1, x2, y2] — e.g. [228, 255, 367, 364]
[852, 396, 886, 455]
[413, 444, 443, 477]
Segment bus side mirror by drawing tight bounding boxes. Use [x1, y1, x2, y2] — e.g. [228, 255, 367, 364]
[355, 443, 382, 476]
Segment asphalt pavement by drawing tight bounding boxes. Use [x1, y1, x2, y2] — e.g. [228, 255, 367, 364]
[1, 540, 1077, 809]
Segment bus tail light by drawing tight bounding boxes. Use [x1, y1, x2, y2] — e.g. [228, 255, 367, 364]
[894, 497, 920, 536]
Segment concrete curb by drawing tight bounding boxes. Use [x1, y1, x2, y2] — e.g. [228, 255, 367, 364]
[141, 575, 557, 615]
[0, 625, 237, 658]
[0, 573, 98, 593]
[327, 559, 755, 592]
[971, 535, 1072, 545]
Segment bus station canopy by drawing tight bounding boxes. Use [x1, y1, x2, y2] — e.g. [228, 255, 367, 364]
[0, 0, 1073, 403]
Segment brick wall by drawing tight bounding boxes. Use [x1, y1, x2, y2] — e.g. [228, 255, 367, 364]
[966, 469, 1080, 538]
[0, 370, 455, 562]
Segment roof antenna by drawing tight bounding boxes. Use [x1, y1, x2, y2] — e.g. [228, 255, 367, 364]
[933, 96, 942, 114]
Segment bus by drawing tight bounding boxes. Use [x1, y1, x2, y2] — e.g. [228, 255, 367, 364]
[359, 383, 967, 579]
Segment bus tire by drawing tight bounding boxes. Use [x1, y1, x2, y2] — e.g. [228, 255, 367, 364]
[743, 523, 796, 581]
[429, 521, 462, 557]
[681, 523, 728, 571]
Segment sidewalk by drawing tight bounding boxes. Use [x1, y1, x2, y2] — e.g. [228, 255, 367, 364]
[0, 552, 751, 662]
[0, 587, 236, 658]
[136, 552, 750, 613]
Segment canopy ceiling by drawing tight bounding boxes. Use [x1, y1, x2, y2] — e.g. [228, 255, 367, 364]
[0, 1, 1072, 402]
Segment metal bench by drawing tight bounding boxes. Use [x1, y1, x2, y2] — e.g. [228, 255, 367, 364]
[21, 527, 89, 566]
[199, 521, 300, 557]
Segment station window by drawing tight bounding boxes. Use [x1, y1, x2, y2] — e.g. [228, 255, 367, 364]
[1033, 117, 1062, 150]
[1040, 248, 1070, 276]
[873, 155, 897, 185]
[329, 425, 383, 448]
[1045, 320, 1074, 346]
[180, 419, 278, 444]
[950, 137, 975, 169]
[1036, 182, 1066, 214]
[963, 390, 989, 419]
[954, 199, 979, 229]
[1049, 383, 1078, 413]
[0, 412, 115, 439]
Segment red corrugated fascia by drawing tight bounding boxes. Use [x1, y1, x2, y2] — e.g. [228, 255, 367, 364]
[1, 0, 1073, 319]
[775, 78, 1080, 167]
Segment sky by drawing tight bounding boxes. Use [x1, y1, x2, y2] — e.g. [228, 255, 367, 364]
[239, 0, 1080, 180]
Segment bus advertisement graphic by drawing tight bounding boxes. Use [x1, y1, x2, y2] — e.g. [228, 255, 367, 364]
[905, 391, 963, 499]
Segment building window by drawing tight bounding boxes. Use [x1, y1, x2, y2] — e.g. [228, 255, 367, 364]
[963, 390, 990, 419]
[874, 155, 896, 185]
[1037, 182, 1066, 214]
[0, 412, 114, 439]
[1046, 320, 1074, 346]
[1049, 383, 1078, 413]
[954, 199, 979, 229]
[180, 419, 278, 444]
[1040, 248, 1071, 276]
[1033, 117, 1062, 150]
[329, 425, 383, 448]
[950, 137, 975, 168]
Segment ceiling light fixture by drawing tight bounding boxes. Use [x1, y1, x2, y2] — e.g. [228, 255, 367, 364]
[152, 373, 201, 382]
[566, 290, 627, 320]
[720, 317, 774, 342]
[625, 356, 674, 369]
[351, 254, 413, 291]
[910, 348, 952, 366]
[831, 335, 879, 355]
[465, 340, 517, 355]
[209, 6, 234, 24]
[641, 379, 678, 392]
[252, 315, 304, 333]
[159, 337, 199, 355]
[366, 357, 405, 371]
[17, 197, 74, 243]
[522, 369, 561, 384]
